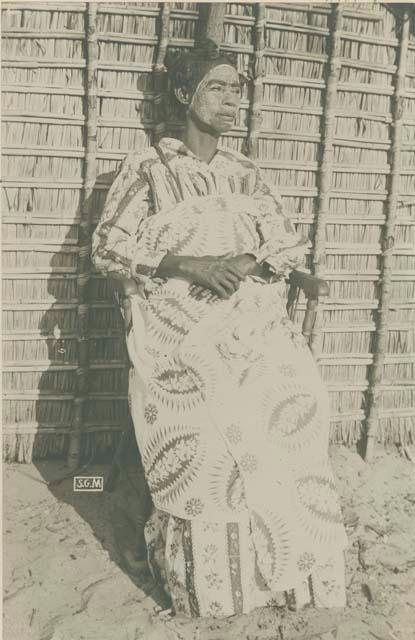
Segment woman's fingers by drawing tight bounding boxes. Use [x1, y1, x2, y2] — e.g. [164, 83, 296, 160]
[188, 256, 248, 299]
[220, 273, 241, 293]
[191, 284, 217, 301]
[190, 284, 205, 298]
[214, 273, 236, 296]
[221, 269, 241, 289]
[225, 263, 246, 280]
[198, 288, 213, 300]
[211, 279, 231, 299]
[191, 284, 222, 302]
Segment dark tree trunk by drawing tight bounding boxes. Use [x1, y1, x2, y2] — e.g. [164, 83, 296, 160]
[196, 3, 226, 46]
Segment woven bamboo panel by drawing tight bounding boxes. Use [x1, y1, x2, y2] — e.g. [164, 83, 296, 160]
[2, 2, 414, 462]
[2, 2, 86, 462]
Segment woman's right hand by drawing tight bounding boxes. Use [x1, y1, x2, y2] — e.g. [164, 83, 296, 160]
[156, 254, 245, 299]
[184, 255, 246, 299]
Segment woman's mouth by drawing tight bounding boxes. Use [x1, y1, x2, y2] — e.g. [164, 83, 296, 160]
[218, 113, 235, 121]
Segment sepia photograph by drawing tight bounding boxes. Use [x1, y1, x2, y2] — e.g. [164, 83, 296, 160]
[2, 1, 415, 639]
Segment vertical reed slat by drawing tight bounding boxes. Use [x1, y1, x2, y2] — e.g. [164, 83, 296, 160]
[154, 2, 171, 143]
[310, 3, 343, 358]
[245, 3, 266, 160]
[364, 10, 410, 462]
[67, 3, 97, 469]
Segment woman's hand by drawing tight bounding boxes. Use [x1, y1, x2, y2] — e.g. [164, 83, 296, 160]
[183, 255, 245, 299]
[226, 254, 262, 278]
[189, 254, 263, 301]
[156, 253, 245, 299]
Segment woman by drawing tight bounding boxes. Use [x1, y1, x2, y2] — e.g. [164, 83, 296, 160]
[92, 41, 348, 619]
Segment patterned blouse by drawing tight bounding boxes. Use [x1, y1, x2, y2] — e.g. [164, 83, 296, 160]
[92, 137, 306, 292]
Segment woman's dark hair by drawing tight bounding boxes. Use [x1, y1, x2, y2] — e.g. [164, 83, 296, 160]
[166, 38, 240, 96]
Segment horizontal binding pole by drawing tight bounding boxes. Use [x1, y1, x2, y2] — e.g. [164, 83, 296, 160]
[265, 20, 329, 36]
[4, 392, 76, 400]
[2, 29, 85, 38]
[2, 363, 126, 371]
[337, 82, 395, 96]
[2, 353, 411, 370]
[265, 49, 327, 63]
[97, 4, 160, 16]
[2, 58, 86, 68]
[260, 104, 323, 115]
[2, 246, 79, 254]
[2, 2, 87, 10]
[3, 392, 129, 400]
[0, 323, 398, 338]
[264, 76, 325, 89]
[3, 215, 82, 223]
[3, 179, 83, 187]
[258, 161, 392, 174]
[324, 273, 415, 281]
[4, 147, 85, 157]
[267, 22, 399, 48]
[3, 329, 123, 340]
[3, 85, 85, 96]
[3, 271, 77, 278]
[338, 31, 398, 47]
[97, 61, 152, 72]
[3, 239, 78, 247]
[3, 59, 152, 72]
[2, 424, 125, 435]
[272, 3, 382, 17]
[2, 302, 117, 310]
[2, 111, 85, 122]
[340, 59, 397, 74]
[322, 321, 415, 332]
[319, 353, 415, 362]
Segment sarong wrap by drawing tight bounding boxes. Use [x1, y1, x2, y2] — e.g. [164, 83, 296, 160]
[123, 193, 348, 595]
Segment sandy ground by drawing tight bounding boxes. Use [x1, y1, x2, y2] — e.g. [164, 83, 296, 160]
[3, 447, 415, 640]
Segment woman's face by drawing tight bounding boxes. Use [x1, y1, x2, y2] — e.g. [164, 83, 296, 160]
[188, 65, 241, 135]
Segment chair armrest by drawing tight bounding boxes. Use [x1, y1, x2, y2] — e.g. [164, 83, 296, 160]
[108, 274, 139, 298]
[288, 270, 329, 299]
[286, 270, 329, 347]
[107, 275, 139, 334]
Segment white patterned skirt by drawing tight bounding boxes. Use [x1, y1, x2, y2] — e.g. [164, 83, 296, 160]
[145, 508, 346, 619]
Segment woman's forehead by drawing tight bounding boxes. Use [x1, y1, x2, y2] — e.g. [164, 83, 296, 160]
[201, 64, 240, 85]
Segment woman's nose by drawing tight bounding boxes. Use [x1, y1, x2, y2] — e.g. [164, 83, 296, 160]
[223, 93, 239, 108]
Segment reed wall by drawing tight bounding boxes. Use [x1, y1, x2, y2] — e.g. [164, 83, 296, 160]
[2, 2, 415, 463]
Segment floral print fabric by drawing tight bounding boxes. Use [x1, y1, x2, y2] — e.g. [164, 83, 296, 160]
[92, 137, 306, 294]
[92, 138, 348, 617]
[145, 509, 346, 618]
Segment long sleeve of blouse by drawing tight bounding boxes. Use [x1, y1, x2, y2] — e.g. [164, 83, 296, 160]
[248, 167, 308, 278]
[91, 154, 167, 287]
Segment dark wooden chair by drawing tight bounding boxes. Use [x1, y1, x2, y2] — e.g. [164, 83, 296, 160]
[105, 269, 329, 492]
[287, 269, 329, 346]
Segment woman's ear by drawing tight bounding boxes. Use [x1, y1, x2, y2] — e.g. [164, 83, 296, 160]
[174, 86, 191, 106]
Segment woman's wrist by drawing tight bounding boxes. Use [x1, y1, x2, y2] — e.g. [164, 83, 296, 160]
[155, 253, 192, 280]
[243, 253, 262, 277]
[176, 255, 194, 280]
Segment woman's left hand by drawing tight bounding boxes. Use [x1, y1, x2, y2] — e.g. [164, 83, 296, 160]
[189, 254, 261, 301]
[226, 254, 261, 278]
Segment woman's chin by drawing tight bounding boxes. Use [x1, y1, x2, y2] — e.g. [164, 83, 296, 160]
[214, 121, 235, 135]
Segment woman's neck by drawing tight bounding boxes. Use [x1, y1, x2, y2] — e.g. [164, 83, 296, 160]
[180, 117, 219, 164]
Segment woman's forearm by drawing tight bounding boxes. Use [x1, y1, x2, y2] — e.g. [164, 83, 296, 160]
[155, 254, 246, 299]
[156, 253, 265, 282]
[154, 253, 190, 280]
